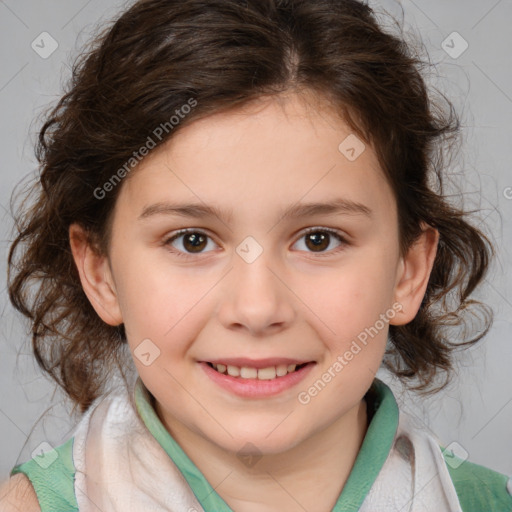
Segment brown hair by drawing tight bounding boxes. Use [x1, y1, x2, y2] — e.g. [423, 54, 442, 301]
[7, 0, 493, 413]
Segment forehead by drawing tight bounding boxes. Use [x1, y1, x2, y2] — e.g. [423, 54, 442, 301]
[115, 92, 395, 225]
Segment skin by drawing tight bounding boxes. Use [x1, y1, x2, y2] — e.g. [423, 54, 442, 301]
[68, 91, 438, 512]
[0, 474, 41, 512]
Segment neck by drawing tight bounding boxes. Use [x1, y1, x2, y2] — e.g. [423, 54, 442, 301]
[157, 398, 368, 512]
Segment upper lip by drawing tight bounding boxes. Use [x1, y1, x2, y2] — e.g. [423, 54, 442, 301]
[201, 358, 314, 369]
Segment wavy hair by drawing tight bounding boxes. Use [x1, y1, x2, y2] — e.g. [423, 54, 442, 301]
[7, 0, 493, 412]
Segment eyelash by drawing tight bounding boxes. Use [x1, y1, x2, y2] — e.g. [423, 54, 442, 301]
[162, 227, 349, 260]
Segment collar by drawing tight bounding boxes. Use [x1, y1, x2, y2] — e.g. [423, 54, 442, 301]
[134, 377, 399, 511]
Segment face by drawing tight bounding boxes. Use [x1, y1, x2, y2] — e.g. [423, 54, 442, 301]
[75, 92, 425, 456]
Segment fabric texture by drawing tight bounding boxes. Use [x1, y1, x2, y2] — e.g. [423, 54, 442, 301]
[10, 377, 512, 511]
[444, 452, 512, 512]
[10, 437, 78, 511]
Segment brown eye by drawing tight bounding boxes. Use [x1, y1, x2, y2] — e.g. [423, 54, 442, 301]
[304, 231, 330, 252]
[164, 229, 216, 257]
[182, 232, 207, 253]
[293, 228, 347, 255]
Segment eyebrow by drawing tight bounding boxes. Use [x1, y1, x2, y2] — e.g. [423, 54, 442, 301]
[138, 198, 372, 223]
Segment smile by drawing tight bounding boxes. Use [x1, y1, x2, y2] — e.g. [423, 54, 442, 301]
[206, 362, 309, 380]
[199, 360, 316, 398]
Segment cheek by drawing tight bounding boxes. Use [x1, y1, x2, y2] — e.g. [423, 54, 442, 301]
[292, 256, 396, 378]
[112, 248, 197, 330]
[300, 258, 396, 330]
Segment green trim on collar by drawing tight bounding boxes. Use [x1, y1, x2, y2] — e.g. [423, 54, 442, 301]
[332, 379, 399, 511]
[134, 379, 234, 511]
[134, 377, 399, 512]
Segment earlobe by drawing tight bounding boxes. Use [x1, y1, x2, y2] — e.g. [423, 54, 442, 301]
[68, 223, 123, 326]
[390, 224, 439, 326]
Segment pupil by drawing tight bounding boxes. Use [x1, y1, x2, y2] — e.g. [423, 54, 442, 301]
[184, 233, 206, 252]
[307, 232, 329, 251]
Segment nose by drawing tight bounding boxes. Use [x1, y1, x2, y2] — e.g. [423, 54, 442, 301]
[216, 249, 295, 337]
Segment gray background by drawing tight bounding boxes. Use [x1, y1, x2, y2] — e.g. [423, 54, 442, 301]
[0, 0, 511, 482]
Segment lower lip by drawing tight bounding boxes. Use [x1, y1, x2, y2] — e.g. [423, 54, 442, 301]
[199, 362, 315, 398]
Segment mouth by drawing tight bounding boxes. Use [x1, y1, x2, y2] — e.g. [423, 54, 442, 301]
[205, 361, 311, 381]
[199, 359, 316, 398]
[199, 358, 316, 398]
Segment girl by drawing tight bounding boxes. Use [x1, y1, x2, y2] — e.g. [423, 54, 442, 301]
[1, 0, 511, 510]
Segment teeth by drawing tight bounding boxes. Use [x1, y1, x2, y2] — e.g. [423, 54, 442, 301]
[211, 362, 304, 380]
[240, 367, 257, 379]
[276, 364, 288, 377]
[227, 365, 240, 377]
[257, 367, 276, 380]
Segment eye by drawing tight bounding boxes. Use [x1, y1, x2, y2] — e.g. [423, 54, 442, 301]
[292, 227, 348, 256]
[163, 229, 218, 258]
[163, 227, 349, 259]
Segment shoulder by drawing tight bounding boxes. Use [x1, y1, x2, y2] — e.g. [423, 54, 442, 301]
[441, 447, 512, 512]
[0, 473, 41, 512]
[7, 437, 78, 512]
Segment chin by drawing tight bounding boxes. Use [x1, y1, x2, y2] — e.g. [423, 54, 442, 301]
[212, 427, 306, 458]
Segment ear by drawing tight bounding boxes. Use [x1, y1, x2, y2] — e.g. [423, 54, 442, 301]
[390, 224, 439, 325]
[68, 223, 123, 326]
